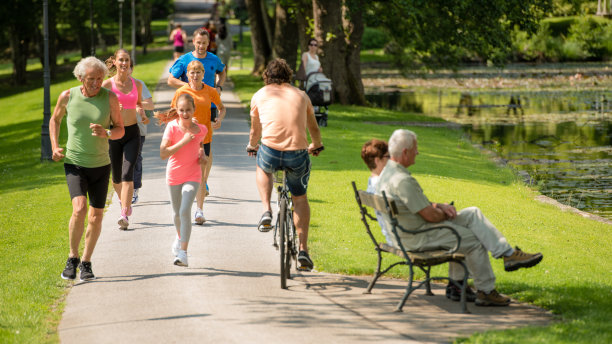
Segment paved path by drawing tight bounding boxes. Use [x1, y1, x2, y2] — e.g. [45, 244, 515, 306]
[57, 2, 552, 343]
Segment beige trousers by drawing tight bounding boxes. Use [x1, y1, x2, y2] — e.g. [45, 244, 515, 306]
[399, 207, 511, 292]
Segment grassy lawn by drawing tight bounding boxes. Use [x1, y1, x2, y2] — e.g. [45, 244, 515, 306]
[229, 65, 612, 343]
[0, 48, 170, 343]
[2, 20, 611, 344]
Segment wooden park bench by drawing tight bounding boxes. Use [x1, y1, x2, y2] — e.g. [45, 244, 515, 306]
[351, 181, 469, 313]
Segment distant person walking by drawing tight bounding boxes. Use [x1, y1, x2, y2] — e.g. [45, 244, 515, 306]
[50, 56, 124, 281]
[171, 60, 226, 224]
[216, 23, 232, 69]
[302, 38, 323, 77]
[169, 23, 187, 61]
[103, 49, 148, 230]
[155, 94, 208, 267]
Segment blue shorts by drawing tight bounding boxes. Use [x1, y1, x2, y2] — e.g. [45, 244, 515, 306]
[256, 144, 311, 196]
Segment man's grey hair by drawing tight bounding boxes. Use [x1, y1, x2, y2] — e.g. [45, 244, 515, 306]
[388, 129, 417, 158]
[73, 56, 108, 80]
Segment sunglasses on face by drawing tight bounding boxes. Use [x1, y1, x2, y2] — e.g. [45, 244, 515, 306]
[309, 43, 318, 47]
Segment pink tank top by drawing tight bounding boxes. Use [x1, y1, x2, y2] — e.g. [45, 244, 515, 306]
[110, 77, 138, 109]
[173, 31, 184, 47]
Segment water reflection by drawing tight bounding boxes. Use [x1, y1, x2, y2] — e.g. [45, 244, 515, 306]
[366, 90, 612, 220]
[465, 121, 611, 219]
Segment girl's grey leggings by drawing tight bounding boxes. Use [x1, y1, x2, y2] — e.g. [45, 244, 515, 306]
[168, 181, 199, 243]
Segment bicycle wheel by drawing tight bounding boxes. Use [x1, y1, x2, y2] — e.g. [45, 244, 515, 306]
[284, 207, 293, 279]
[279, 199, 289, 289]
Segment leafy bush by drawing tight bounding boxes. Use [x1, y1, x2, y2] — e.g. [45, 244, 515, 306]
[361, 27, 389, 50]
[566, 16, 612, 60]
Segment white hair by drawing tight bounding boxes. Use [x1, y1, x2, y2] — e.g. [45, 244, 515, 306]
[388, 129, 417, 158]
[73, 56, 108, 80]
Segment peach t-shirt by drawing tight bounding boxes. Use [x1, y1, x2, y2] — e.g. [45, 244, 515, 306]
[171, 84, 220, 144]
[162, 120, 208, 185]
[250, 83, 313, 151]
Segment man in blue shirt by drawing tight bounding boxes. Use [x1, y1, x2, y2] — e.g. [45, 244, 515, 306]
[167, 28, 226, 114]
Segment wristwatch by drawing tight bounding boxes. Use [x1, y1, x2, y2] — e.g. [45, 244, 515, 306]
[106, 129, 112, 138]
[217, 85, 223, 91]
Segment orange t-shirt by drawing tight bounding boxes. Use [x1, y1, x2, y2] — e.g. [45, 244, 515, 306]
[250, 84, 313, 151]
[171, 84, 221, 144]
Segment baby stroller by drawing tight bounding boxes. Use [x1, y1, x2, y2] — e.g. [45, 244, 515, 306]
[304, 72, 332, 127]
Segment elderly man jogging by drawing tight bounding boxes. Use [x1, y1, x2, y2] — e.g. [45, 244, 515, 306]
[247, 58, 324, 271]
[50, 56, 124, 281]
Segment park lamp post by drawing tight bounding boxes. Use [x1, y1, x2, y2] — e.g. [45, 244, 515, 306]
[118, 0, 125, 48]
[41, 0, 52, 161]
[131, 0, 136, 63]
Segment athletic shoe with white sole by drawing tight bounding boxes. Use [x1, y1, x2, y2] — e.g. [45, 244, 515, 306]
[194, 209, 205, 225]
[61, 257, 80, 280]
[174, 250, 188, 267]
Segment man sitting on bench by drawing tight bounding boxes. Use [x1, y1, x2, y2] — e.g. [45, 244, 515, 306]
[375, 129, 543, 307]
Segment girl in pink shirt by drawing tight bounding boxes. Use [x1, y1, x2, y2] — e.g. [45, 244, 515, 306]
[156, 94, 208, 266]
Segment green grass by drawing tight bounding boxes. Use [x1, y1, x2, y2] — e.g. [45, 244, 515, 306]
[231, 72, 612, 343]
[0, 47, 170, 344]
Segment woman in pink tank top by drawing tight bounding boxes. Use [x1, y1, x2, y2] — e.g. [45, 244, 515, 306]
[169, 23, 187, 61]
[102, 49, 148, 230]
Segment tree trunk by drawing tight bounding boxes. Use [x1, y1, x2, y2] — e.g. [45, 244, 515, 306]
[272, 1, 299, 71]
[245, 0, 272, 75]
[295, 0, 312, 62]
[312, 0, 365, 105]
[9, 25, 29, 85]
[343, 1, 366, 105]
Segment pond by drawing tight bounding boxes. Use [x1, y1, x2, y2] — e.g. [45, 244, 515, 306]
[366, 90, 612, 220]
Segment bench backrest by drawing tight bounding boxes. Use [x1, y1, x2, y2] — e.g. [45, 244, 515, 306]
[357, 190, 398, 217]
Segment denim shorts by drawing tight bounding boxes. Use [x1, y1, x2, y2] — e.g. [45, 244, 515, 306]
[256, 144, 311, 196]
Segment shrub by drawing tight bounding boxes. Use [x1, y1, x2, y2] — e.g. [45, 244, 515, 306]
[566, 17, 612, 60]
[361, 27, 389, 50]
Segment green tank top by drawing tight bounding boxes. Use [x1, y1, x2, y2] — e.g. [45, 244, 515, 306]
[64, 86, 111, 168]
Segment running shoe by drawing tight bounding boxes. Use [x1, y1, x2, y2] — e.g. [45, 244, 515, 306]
[257, 211, 273, 232]
[132, 189, 139, 204]
[297, 250, 314, 271]
[172, 236, 180, 256]
[118, 215, 129, 230]
[195, 209, 205, 225]
[174, 250, 188, 267]
[61, 257, 80, 280]
[78, 261, 96, 281]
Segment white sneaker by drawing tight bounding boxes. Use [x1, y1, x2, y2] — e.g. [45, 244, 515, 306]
[174, 250, 188, 267]
[194, 209, 205, 225]
[172, 236, 180, 256]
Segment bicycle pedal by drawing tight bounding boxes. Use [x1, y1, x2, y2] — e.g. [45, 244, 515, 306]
[258, 224, 273, 232]
[297, 266, 312, 272]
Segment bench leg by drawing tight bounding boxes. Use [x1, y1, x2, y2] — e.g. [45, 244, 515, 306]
[424, 267, 434, 296]
[395, 266, 415, 312]
[364, 251, 383, 294]
[459, 261, 470, 314]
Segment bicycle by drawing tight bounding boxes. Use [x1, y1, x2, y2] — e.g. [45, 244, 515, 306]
[247, 145, 324, 289]
[273, 169, 299, 289]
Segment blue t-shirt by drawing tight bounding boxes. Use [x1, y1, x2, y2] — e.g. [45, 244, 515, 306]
[169, 52, 225, 109]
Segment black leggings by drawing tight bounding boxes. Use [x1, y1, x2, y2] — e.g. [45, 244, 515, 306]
[109, 124, 140, 184]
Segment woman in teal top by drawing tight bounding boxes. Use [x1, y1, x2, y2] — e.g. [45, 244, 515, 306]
[50, 56, 124, 282]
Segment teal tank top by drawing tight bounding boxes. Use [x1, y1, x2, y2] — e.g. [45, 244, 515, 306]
[64, 86, 111, 168]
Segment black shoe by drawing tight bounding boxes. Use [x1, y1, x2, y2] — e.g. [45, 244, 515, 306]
[61, 257, 80, 280]
[258, 211, 273, 232]
[446, 281, 477, 302]
[78, 261, 96, 281]
[297, 251, 314, 271]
